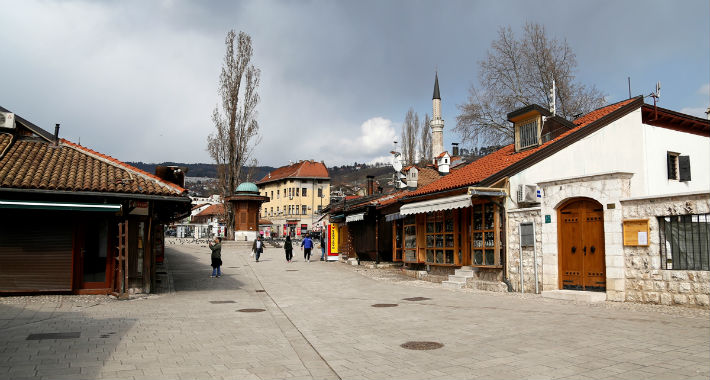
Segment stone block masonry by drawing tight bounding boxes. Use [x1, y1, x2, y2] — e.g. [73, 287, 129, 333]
[507, 207, 543, 293]
[621, 192, 710, 307]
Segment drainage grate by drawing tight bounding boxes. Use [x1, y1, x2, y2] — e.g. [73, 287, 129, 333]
[286, 269, 298, 272]
[255, 290, 265, 293]
[237, 308, 265, 313]
[27, 332, 80, 340]
[209, 301, 236, 304]
[99, 332, 116, 339]
[371, 304, 398, 308]
[402, 297, 431, 301]
[400, 341, 444, 350]
[228, 266, 239, 268]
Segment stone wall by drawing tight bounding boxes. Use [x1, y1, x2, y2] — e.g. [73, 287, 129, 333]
[507, 208, 543, 293]
[620, 193, 710, 307]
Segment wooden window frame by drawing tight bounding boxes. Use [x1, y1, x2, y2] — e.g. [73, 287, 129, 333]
[470, 201, 501, 268]
[424, 210, 459, 266]
[515, 117, 540, 151]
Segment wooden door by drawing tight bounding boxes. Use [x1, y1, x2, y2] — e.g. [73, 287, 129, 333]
[76, 218, 111, 292]
[558, 199, 606, 291]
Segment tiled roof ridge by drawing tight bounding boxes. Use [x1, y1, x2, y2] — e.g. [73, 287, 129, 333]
[258, 160, 329, 184]
[572, 97, 639, 126]
[0, 133, 13, 159]
[60, 139, 187, 194]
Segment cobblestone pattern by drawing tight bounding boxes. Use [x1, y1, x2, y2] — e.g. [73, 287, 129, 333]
[621, 193, 710, 307]
[507, 208, 543, 293]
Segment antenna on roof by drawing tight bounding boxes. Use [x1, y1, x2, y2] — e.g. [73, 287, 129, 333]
[649, 81, 661, 120]
[548, 79, 556, 116]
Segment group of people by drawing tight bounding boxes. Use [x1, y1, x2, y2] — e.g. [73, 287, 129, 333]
[208, 233, 328, 276]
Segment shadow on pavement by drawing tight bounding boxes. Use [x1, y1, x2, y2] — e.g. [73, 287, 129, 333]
[165, 244, 248, 293]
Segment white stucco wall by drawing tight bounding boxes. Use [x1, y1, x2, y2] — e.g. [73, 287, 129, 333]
[642, 124, 710, 196]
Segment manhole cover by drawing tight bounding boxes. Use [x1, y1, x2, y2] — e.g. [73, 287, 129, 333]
[27, 332, 80, 340]
[255, 290, 265, 293]
[402, 297, 431, 301]
[371, 303, 398, 308]
[400, 341, 444, 350]
[286, 269, 299, 272]
[237, 308, 265, 313]
[228, 266, 239, 268]
[209, 301, 236, 304]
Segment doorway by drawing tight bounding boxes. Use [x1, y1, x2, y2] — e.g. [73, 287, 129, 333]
[77, 219, 111, 292]
[558, 198, 606, 291]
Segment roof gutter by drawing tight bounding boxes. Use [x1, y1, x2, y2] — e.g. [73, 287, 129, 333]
[0, 187, 191, 203]
[401, 186, 469, 203]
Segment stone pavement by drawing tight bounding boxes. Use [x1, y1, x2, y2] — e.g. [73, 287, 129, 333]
[0, 242, 708, 380]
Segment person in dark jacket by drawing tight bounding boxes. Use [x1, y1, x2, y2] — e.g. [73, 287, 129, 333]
[252, 235, 264, 262]
[209, 237, 222, 277]
[319, 234, 326, 261]
[301, 233, 313, 262]
[284, 236, 293, 263]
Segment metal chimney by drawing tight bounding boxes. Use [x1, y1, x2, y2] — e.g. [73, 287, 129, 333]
[54, 124, 60, 144]
[366, 175, 374, 196]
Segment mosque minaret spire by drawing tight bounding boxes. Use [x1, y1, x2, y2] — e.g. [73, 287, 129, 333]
[430, 72, 445, 161]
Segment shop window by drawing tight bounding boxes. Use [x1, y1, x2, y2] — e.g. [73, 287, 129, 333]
[425, 210, 456, 265]
[472, 203, 500, 266]
[404, 216, 417, 262]
[658, 214, 709, 271]
[393, 219, 403, 261]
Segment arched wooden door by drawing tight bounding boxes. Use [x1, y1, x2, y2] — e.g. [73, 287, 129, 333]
[558, 199, 606, 291]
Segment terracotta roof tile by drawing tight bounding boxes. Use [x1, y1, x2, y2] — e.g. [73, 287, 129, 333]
[408, 98, 639, 198]
[195, 204, 224, 217]
[257, 160, 329, 184]
[0, 137, 186, 197]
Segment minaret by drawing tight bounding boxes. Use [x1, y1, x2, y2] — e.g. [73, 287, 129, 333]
[430, 72, 444, 161]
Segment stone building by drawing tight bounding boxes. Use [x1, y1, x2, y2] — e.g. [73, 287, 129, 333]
[256, 160, 330, 238]
[384, 80, 709, 306]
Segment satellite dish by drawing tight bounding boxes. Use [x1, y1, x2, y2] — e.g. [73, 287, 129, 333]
[392, 153, 402, 172]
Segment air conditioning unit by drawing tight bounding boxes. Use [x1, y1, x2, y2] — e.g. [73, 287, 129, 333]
[517, 184, 540, 204]
[0, 112, 15, 129]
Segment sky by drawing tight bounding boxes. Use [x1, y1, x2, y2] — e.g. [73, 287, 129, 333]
[1, 0, 708, 168]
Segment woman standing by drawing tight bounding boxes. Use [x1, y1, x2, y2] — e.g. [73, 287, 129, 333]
[284, 235, 293, 263]
[209, 237, 222, 277]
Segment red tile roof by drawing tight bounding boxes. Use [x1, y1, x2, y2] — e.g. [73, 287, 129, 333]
[0, 133, 186, 196]
[407, 97, 640, 198]
[195, 204, 224, 217]
[257, 160, 329, 185]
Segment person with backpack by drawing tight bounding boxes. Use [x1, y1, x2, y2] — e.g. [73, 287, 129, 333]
[301, 233, 313, 262]
[284, 235, 293, 263]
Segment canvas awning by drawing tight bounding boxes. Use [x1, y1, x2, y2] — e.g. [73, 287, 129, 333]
[385, 212, 406, 222]
[345, 212, 365, 223]
[400, 194, 472, 216]
[0, 200, 122, 212]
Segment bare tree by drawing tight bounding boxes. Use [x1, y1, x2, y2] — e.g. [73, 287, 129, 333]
[455, 23, 605, 146]
[207, 30, 261, 239]
[400, 108, 420, 166]
[419, 113, 431, 164]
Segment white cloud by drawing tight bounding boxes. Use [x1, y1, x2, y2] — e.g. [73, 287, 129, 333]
[680, 107, 708, 119]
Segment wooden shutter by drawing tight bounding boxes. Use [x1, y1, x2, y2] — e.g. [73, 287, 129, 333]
[679, 156, 691, 182]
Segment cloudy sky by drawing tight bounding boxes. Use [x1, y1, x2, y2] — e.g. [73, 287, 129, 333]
[1, 0, 708, 167]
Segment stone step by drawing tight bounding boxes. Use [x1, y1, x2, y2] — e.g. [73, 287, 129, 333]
[454, 268, 474, 277]
[441, 281, 464, 290]
[447, 275, 469, 284]
[541, 290, 606, 303]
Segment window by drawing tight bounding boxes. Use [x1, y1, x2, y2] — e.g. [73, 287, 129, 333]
[658, 214, 709, 271]
[425, 210, 456, 265]
[393, 219, 403, 261]
[302, 187, 307, 197]
[276, 206, 280, 214]
[317, 205, 322, 214]
[472, 203, 499, 266]
[296, 188, 299, 197]
[271, 191, 273, 199]
[518, 119, 539, 149]
[667, 152, 691, 182]
[302, 205, 307, 215]
[403, 216, 417, 262]
[277, 189, 280, 199]
[318, 187, 323, 198]
[270, 207, 273, 216]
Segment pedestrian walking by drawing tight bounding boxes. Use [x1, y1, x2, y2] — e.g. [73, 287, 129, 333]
[319, 233, 326, 261]
[284, 235, 293, 263]
[301, 233, 313, 262]
[209, 237, 222, 277]
[252, 235, 264, 262]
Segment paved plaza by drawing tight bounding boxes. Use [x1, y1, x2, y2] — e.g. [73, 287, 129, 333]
[1, 242, 708, 380]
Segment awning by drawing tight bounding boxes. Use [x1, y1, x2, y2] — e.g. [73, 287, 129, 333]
[345, 212, 365, 223]
[385, 212, 406, 222]
[400, 194, 472, 216]
[0, 200, 122, 212]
